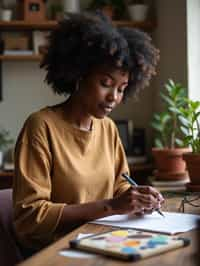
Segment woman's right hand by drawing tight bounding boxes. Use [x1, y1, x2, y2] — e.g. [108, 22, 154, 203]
[109, 186, 164, 215]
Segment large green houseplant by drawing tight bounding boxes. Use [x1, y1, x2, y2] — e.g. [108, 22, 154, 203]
[178, 100, 200, 188]
[151, 79, 190, 181]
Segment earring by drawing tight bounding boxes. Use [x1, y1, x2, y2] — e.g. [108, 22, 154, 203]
[75, 79, 80, 91]
[75, 77, 83, 92]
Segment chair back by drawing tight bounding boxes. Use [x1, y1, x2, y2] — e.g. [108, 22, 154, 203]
[0, 189, 23, 266]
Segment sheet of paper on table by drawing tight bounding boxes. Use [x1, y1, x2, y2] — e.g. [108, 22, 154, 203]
[91, 211, 200, 234]
[59, 233, 95, 258]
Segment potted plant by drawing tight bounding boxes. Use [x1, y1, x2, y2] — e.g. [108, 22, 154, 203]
[127, 0, 149, 22]
[178, 100, 200, 189]
[89, 0, 125, 19]
[50, 3, 64, 20]
[0, 128, 13, 168]
[151, 79, 190, 181]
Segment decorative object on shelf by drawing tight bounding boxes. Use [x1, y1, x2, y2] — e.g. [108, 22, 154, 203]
[0, 1, 13, 21]
[178, 100, 200, 189]
[63, 0, 80, 13]
[0, 9, 13, 21]
[0, 128, 13, 169]
[2, 34, 29, 51]
[151, 79, 190, 181]
[33, 30, 49, 54]
[127, 0, 149, 22]
[89, 0, 126, 19]
[17, 0, 47, 22]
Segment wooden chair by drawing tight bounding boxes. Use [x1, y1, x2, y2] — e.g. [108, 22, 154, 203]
[0, 189, 24, 266]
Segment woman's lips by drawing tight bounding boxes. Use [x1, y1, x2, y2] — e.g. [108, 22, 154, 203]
[101, 105, 113, 112]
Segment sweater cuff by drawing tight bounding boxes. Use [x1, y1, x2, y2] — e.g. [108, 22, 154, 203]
[114, 183, 131, 197]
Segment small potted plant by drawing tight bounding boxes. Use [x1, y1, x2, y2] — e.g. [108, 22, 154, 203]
[127, 0, 149, 22]
[151, 79, 190, 181]
[50, 3, 64, 20]
[0, 128, 13, 168]
[89, 0, 125, 19]
[178, 100, 200, 189]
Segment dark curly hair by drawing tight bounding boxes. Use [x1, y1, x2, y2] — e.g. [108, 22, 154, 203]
[41, 12, 159, 99]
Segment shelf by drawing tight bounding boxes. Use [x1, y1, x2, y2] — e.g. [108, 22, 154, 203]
[114, 20, 156, 30]
[0, 19, 156, 99]
[0, 55, 42, 61]
[0, 20, 57, 30]
[0, 170, 13, 177]
[0, 20, 156, 31]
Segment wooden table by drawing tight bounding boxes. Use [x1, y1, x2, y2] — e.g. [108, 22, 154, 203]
[18, 195, 200, 266]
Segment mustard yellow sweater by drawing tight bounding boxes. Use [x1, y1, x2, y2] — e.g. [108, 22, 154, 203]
[13, 102, 130, 249]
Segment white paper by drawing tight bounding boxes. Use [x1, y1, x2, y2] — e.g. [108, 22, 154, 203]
[59, 233, 96, 258]
[91, 212, 200, 234]
[59, 249, 95, 258]
[77, 233, 93, 240]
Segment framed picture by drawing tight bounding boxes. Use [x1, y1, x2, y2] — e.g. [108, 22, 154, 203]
[114, 120, 133, 154]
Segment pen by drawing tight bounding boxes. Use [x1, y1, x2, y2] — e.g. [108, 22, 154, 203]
[122, 173, 165, 218]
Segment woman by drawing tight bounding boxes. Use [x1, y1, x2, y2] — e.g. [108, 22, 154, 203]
[13, 12, 162, 251]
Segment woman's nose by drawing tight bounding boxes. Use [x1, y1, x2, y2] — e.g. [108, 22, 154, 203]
[107, 88, 118, 102]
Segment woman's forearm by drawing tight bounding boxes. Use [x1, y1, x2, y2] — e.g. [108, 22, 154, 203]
[57, 199, 115, 232]
[57, 186, 164, 233]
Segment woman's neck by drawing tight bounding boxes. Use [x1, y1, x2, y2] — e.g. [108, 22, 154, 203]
[63, 97, 93, 131]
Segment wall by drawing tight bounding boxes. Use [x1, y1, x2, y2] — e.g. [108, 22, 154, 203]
[153, 0, 187, 112]
[0, 62, 64, 138]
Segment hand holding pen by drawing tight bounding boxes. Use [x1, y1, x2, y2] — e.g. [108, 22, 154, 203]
[122, 173, 165, 217]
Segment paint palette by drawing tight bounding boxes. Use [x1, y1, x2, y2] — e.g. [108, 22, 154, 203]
[70, 229, 190, 261]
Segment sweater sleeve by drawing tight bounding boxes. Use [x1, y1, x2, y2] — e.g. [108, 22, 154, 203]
[112, 124, 131, 197]
[13, 114, 66, 249]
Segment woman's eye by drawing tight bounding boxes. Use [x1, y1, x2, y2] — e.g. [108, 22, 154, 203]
[118, 88, 124, 94]
[118, 85, 127, 94]
[100, 80, 113, 87]
[117, 89, 125, 95]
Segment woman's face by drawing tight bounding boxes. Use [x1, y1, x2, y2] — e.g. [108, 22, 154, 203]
[79, 66, 129, 119]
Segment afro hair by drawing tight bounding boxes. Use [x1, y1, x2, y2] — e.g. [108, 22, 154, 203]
[41, 12, 159, 99]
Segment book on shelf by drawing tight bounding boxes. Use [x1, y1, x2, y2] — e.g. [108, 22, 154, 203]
[153, 185, 186, 192]
[3, 50, 34, 55]
[127, 155, 147, 164]
[149, 176, 190, 187]
[3, 162, 14, 171]
[149, 176, 189, 192]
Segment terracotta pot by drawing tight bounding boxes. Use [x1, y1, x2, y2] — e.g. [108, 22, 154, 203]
[183, 153, 200, 185]
[152, 148, 190, 181]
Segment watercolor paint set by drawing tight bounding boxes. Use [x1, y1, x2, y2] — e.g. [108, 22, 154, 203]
[70, 229, 190, 261]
